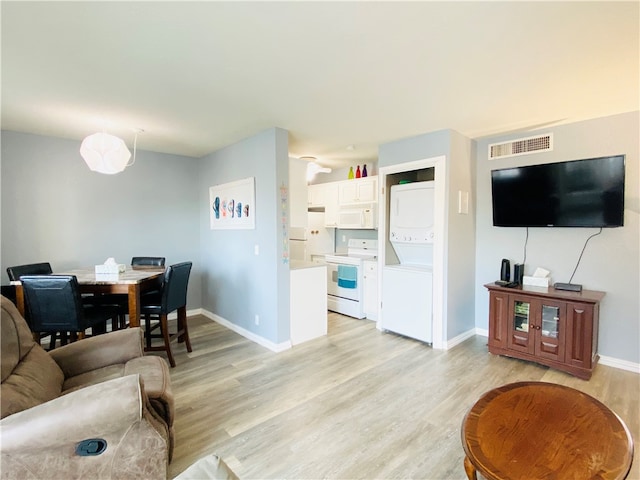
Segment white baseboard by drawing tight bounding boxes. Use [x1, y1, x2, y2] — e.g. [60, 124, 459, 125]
[186, 310, 640, 374]
[445, 328, 478, 350]
[599, 355, 640, 374]
[199, 308, 291, 353]
[471, 327, 639, 375]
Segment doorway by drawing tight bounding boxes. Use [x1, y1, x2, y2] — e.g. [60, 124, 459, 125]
[377, 155, 447, 349]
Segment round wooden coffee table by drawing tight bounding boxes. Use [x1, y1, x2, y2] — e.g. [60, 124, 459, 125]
[461, 382, 633, 480]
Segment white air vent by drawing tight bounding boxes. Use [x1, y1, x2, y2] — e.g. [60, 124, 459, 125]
[488, 133, 553, 159]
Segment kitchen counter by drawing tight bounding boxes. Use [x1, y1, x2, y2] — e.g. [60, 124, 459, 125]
[290, 262, 327, 345]
[289, 260, 325, 270]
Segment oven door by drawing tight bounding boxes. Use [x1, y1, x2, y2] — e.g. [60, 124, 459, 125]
[326, 262, 359, 301]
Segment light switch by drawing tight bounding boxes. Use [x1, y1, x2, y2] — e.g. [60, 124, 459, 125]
[458, 191, 469, 215]
[254, 244, 259, 255]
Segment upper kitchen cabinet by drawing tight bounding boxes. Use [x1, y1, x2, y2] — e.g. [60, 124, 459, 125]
[308, 182, 339, 227]
[308, 183, 325, 208]
[339, 176, 378, 205]
[289, 158, 308, 228]
[324, 183, 339, 227]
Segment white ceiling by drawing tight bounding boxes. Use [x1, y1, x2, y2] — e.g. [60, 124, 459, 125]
[2, 1, 638, 169]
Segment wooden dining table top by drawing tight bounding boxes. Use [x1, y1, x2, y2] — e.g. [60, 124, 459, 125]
[59, 265, 165, 284]
[11, 266, 165, 329]
[9, 265, 165, 286]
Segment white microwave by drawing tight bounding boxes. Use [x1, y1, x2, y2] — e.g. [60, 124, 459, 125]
[337, 205, 376, 229]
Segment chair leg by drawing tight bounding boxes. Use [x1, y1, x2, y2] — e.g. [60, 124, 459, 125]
[177, 306, 192, 352]
[144, 314, 152, 349]
[160, 314, 176, 368]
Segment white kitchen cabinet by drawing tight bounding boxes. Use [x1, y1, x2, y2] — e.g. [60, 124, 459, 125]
[363, 260, 378, 320]
[290, 262, 328, 345]
[308, 182, 339, 227]
[339, 176, 377, 205]
[324, 183, 339, 227]
[308, 183, 325, 208]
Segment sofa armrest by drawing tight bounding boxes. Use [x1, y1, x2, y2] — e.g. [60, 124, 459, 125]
[0, 375, 168, 479]
[0, 375, 144, 450]
[49, 327, 144, 377]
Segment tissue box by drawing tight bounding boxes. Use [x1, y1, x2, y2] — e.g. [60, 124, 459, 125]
[95, 263, 126, 280]
[522, 275, 550, 288]
[95, 264, 126, 274]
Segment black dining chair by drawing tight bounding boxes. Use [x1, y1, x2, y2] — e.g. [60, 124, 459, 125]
[131, 256, 166, 267]
[7, 262, 53, 281]
[7, 262, 56, 346]
[20, 275, 121, 347]
[141, 261, 193, 367]
[96, 256, 167, 329]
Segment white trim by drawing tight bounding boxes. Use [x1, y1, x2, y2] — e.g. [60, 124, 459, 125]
[446, 328, 477, 350]
[200, 308, 292, 352]
[475, 328, 489, 337]
[470, 329, 639, 375]
[186, 311, 639, 374]
[599, 355, 640, 374]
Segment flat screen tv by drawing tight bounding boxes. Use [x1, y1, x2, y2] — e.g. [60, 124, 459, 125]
[491, 155, 625, 228]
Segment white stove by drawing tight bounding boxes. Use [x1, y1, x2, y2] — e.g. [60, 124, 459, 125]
[325, 239, 378, 318]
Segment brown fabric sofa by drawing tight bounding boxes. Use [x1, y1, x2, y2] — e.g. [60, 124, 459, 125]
[0, 294, 175, 479]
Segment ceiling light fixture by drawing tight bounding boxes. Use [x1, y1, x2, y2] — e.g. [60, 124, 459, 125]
[301, 156, 332, 181]
[80, 129, 143, 174]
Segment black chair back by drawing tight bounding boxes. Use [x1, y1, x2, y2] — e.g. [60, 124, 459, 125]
[7, 262, 53, 281]
[132, 257, 166, 267]
[160, 262, 192, 314]
[20, 275, 85, 332]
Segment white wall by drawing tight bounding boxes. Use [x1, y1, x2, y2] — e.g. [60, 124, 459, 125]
[474, 111, 640, 364]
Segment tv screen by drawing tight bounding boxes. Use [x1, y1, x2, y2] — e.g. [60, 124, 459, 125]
[491, 155, 625, 227]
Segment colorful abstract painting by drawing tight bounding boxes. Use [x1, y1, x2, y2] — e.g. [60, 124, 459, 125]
[210, 177, 255, 230]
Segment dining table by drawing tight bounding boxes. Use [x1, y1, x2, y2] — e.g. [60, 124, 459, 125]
[12, 266, 165, 328]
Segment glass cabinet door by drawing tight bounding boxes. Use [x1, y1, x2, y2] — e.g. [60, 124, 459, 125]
[513, 301, 530, 333]
[541, 304, 560, 338]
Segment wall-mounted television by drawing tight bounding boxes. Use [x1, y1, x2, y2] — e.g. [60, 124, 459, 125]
[491, 155, 625, 228]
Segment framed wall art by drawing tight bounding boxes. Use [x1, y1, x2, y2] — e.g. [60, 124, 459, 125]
[210, 177, 255, 230]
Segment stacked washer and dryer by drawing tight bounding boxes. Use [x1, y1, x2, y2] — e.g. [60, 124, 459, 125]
[381, 181, 435, 343]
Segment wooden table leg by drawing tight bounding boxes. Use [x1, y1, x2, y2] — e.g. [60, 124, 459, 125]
[464, 456, 477, 480]
[15, 284, 25, 317]
[127, 284, 141, 328]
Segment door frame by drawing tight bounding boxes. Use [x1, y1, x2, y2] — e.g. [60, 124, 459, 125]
[377, 155, 447, 349]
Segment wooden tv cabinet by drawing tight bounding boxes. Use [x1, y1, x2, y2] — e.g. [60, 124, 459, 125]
[484, 283, 605, 380]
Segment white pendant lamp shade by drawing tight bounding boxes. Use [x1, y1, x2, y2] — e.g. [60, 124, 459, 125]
[80, 132, 131, 174]
[305, 159, 332, 181]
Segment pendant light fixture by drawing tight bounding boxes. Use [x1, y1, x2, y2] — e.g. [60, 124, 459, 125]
[80, 129, 142, 174]
[302, 156, 332, 181]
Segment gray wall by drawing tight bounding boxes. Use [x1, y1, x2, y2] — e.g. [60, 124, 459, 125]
[198, 127, 290, 345]
[1, 130, 201, 305]
[474, 111, 640, 364]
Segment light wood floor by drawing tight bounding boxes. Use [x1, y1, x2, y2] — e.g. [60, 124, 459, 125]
[165, 313, 639, 480]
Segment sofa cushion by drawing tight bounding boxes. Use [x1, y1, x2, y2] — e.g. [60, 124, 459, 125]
[1, 347, 64, 418]
[1, 296, 64, 418]
[1, 295, 41, 382]
[61, 364, 126, 393]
